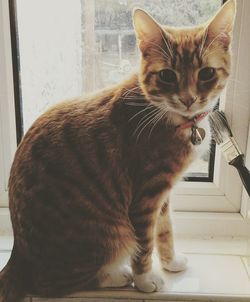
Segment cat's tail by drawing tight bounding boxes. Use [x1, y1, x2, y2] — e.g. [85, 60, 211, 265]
[0, 245, 27, 302]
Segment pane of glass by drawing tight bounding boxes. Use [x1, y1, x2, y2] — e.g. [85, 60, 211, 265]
[15, 0, 222, 179]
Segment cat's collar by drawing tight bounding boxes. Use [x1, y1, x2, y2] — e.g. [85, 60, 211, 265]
[176, 111, 209, 145]
[177, 111, 209, 131]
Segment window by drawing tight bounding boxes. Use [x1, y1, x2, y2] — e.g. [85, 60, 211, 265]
[13, 0, 222, 179]
[0, 0, 250, 236]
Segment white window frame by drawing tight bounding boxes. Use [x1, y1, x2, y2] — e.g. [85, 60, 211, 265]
[173, 0, 250, 213]
[0, 0, 250, 237]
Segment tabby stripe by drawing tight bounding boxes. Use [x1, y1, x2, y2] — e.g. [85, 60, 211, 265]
[129, 205, 158, 217]
[141, 164, 173, 184]
[217, 67, 229, 77]
[42, 160, 105, 211]
[171, 44, 179, 69]
[196, 49, 203, 67]
[42, 178, 129, 232]
[130, 214, 155, 226]
[158, 230, 170, 241]
[133, 220, 156, 231]
[190, 48, 197, 64]
[160, 201, 169, 215]
[137, 237, 153, 247]
[68, 148, 122, 214]
[93, 129, 126, 206]
[39, 155, 115, 219]
[136, 180, 168, 201]
[136, 245, 154, 258]
[36, 177, 81, 219]
[182, 48, 190, 66]
[99, 95, 112, 106]
[62, 125, 123, 213]
[84, 96, 111, 114]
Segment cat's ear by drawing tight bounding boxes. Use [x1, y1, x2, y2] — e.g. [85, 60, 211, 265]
[133, 9, 163, 47]
[206, 0, 236, 46]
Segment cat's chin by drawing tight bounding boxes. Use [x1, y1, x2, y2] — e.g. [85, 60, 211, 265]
[164, 111, 191, 126]
[180, 110, 206, 119]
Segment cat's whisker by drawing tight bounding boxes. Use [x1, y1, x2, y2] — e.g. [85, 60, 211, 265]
[201, 20, 232, 59]
[148, 110, 167, 139]
[160, 30, 174, 59]
[129, 104, 155, 122]
[135, 109, 162, 142]
[122, 94, 146, 103]
[159, 104, 172, 124]
[199, 28, 208, 58]
[133, 107, 159, 130]
[122, 86, 142, 101]
[133, 108, 160, 139]
[201, 31, 227, 59]
[124, 86, 140, 92]
[122, 95, 146, 100]
[150, 48, 171, 62]
[201, 49, 220, 60]
[123, 96, 146, 104]
[122, 86, 141, 97]
[122, 92, 137, 100]
[146, 40, 171, 61]
[125, 102, 148, 107]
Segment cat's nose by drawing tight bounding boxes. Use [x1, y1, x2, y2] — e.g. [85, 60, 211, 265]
[179, 96, 197, 109]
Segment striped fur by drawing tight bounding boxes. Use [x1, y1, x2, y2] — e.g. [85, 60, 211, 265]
[0, 1, 236, 300]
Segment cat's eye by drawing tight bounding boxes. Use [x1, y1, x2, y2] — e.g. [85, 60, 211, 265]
[159, 69, 177, 84]
[198, 67, 216, 82]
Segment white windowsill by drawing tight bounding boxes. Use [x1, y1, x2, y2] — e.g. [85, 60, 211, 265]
[1, 236, 250, 302]
[1, 208, 250, 238]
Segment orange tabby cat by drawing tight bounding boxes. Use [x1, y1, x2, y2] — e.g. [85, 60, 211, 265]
[0, 1, 236, 301]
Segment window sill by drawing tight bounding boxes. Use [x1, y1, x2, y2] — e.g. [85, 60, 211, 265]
[1, 236, 250, 302]
[1, 208, 250, 237]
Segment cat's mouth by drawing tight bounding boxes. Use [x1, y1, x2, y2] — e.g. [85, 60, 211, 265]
[172, 97, 210, 118]
[148, 94, 205, 116]
[146, 93, 216, 125]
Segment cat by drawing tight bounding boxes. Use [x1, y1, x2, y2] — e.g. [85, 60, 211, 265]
[0, 0, 236, 301]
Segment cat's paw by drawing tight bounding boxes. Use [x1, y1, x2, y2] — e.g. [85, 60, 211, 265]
[134, 271, 164, 292]
[162, 252, 188, 272]
[99, 265, 133, 288]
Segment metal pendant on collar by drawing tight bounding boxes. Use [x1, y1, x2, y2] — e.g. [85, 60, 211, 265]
[191, 125, 206, 145]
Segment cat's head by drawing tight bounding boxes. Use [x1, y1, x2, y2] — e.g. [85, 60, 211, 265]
[133, 0, 236, 122]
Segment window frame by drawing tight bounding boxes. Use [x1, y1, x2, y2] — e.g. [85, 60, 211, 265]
[0, 0, 250, 237]
[0, 0, 17, 207]
[172, 0, 250, 214]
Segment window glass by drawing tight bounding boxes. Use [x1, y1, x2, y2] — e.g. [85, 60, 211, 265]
[15, 0, 222, 178]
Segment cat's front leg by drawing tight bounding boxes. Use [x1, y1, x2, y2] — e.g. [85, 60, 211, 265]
[129, 196, 165, 293]
[156, 199, 188, 272]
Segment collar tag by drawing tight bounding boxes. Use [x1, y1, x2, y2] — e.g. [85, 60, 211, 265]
[191, 125, 206, 145]
[176, 111, 209, 145]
